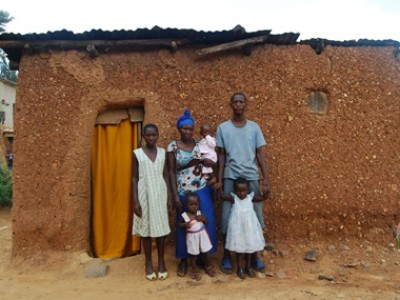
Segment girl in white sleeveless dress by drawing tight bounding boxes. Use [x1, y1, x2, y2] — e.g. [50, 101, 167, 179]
[132, 124, 172, 281]
[221, 178, 266, 279]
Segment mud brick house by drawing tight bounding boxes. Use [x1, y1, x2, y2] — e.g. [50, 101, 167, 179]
[0, 27, 399, 261]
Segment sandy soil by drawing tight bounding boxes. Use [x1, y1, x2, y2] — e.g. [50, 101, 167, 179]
[0, 208, 399, 300]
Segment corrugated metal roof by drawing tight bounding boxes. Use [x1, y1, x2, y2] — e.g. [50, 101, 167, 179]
[300, 38, 400, 54]
[0, 27, 279, 66]
[0, 27, 398, 68]
[0, 27, 273, 42]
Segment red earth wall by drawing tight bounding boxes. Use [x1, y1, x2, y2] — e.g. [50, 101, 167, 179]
[11, 44, 400, 260]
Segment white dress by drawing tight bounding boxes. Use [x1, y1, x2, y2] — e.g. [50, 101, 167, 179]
[225, 192, 265, 253]
[132, 147, 170, 238]
[186, 218, 213, 255]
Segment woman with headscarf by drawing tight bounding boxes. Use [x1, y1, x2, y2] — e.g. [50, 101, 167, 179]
[167, 110, 217, 277]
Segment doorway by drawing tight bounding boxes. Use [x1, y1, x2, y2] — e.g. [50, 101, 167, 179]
[91, 108, 143, 258]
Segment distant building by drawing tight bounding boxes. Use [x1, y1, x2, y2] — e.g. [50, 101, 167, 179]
[0, 77, 16, 133]
[0, 77, 15, 167]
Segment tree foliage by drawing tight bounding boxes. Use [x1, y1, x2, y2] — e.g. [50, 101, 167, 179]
[0, 50, 17, 82]
[0, 162, 12, 207]
[0, 10, 13, 33]
[0, 10, 17, 82]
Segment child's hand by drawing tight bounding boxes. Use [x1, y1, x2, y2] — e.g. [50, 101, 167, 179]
[213, 181, 222, 191]
[167, 193, 175, 213]
[167, 198, 174, 214]
[174, 195, 182, 212]
[252, 195, 265, 202]
[134, 203, 142, 218]
[261, 191, 270, 201]
[195, 214, 206, 223]
[207, 177, 217, 185]
[220, 191, 234, 203]
[260, 180, 271, 199]
[186, 220, 195, 229]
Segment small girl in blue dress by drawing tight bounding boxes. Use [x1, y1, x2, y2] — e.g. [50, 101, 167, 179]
[220, 177, 266, 279]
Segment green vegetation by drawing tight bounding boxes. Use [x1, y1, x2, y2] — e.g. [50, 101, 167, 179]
[0, 10, 17, 83]
[0, 10, 13, 32]
[0, 162, 12, 206]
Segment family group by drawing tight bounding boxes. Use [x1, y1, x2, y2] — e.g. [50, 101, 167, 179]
[132, 92, 271, 281]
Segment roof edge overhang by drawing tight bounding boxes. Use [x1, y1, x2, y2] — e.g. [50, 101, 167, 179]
[0, 27, 398, 70]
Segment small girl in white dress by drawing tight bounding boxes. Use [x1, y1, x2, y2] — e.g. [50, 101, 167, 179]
[180, 192, 216, 280]
[221, 178, 266, 279]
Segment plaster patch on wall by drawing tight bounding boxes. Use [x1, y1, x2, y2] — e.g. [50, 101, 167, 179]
[49, 51, 106, 84]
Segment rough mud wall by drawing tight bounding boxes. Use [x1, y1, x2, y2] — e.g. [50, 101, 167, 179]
[12, 44, 400, 260]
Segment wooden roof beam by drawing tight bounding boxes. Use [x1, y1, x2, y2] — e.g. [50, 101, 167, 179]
[196, 35, 268, 57]
[0, 39, 187, 52]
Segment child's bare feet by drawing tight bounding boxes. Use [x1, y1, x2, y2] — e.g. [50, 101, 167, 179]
[204, 264, 216, 277]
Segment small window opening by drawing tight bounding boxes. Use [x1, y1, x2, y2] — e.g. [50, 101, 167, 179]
[305, 91, 328, 115]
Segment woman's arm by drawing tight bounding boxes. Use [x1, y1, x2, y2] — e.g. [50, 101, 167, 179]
[132, 152, 141, 217]
[178, 219, 187, 228]
[202, 158, 216, 168]
[176, 157, 201, 171]
[166, 151, 182, 211]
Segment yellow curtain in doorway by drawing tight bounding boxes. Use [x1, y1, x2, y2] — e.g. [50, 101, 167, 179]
[91, 119, 141, 258]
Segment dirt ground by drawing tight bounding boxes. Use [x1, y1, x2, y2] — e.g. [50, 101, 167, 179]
[0, 208, 399, 300]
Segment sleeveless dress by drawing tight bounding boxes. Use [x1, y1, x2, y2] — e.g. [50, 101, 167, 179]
[132, 147, 170, 238]
[225, 192, 265, 253]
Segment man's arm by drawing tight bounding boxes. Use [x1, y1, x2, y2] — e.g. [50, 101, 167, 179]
[215, 125, 224, 190]
[214, 147, 225, 190]
[256, 146, 271, 199]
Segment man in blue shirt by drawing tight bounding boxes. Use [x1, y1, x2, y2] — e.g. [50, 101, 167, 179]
[216, 92, 271, 274]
